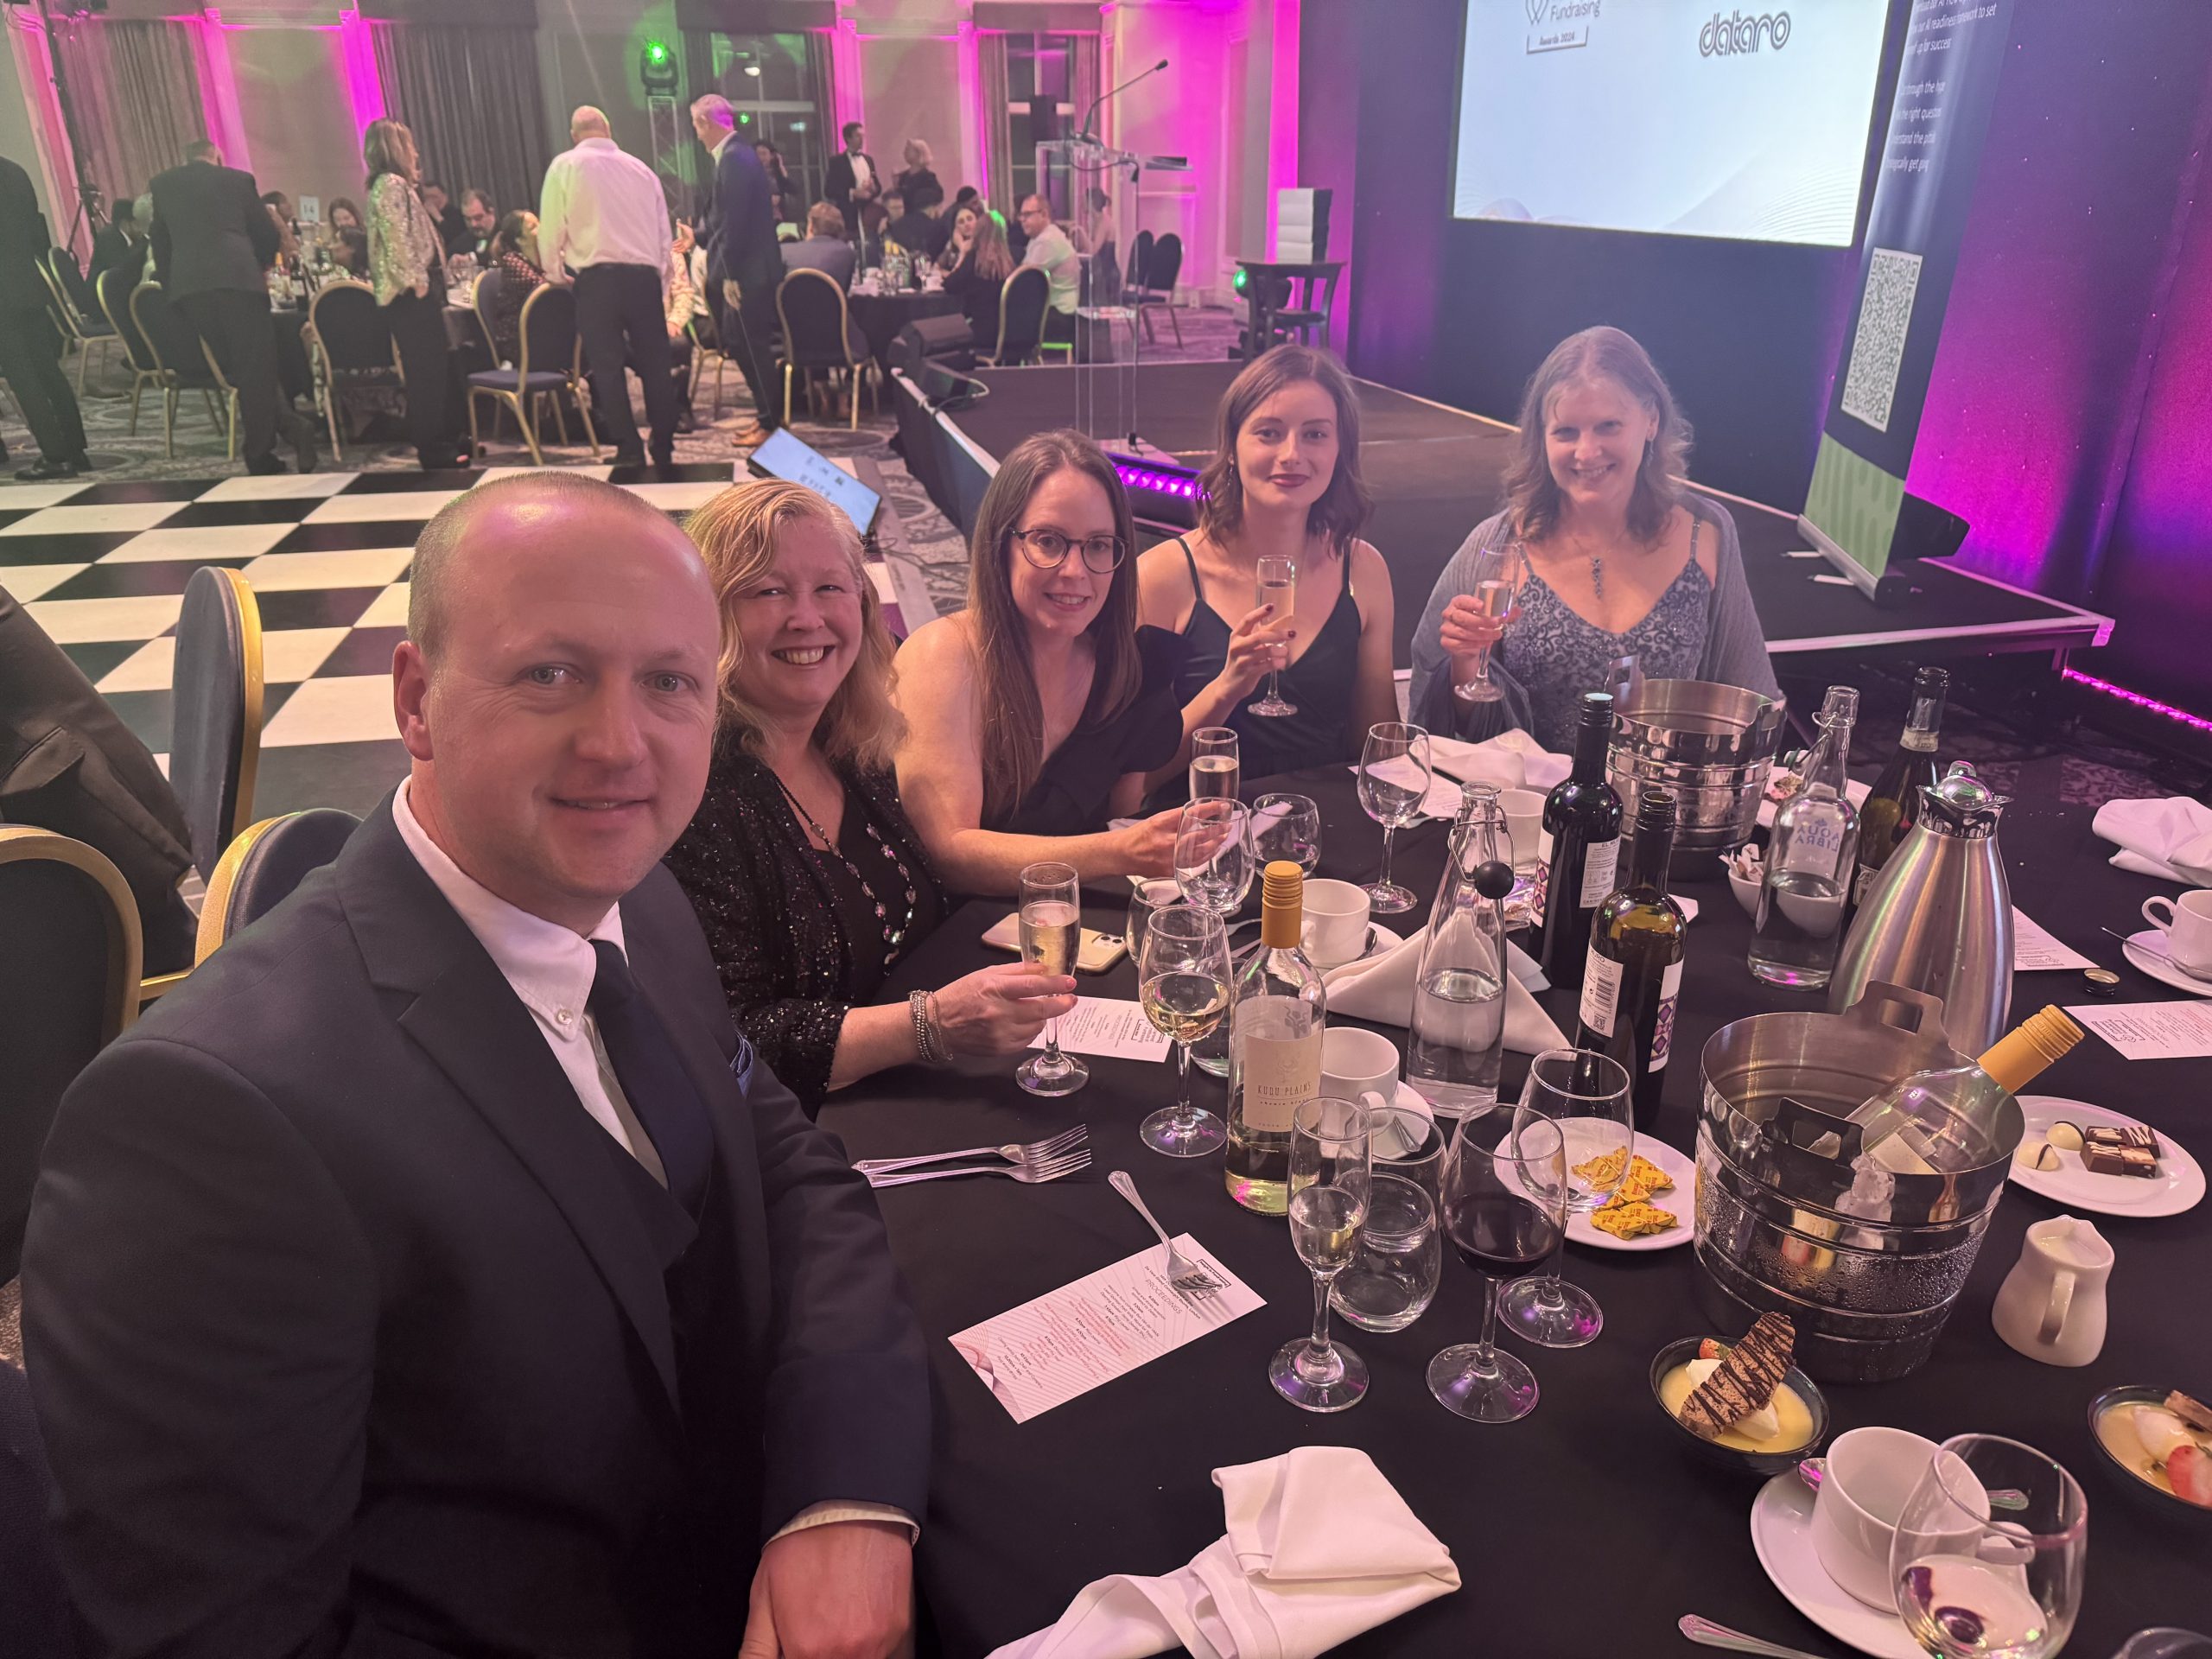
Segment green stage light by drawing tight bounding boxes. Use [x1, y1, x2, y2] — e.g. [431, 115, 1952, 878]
[645, 40, 668, 64]
[639, 38, 678, 94]
[1231, 268, 1249, 296]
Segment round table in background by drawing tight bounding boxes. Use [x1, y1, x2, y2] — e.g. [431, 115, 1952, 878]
[845, 286, 959, 371]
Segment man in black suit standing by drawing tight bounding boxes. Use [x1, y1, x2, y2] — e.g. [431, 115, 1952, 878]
[149, 140, 317, 475]
[24, 473, 930, 1658]
[823, 121, 880, 235]
[0, 154, 89, 480]
[691, 92, 784, 448]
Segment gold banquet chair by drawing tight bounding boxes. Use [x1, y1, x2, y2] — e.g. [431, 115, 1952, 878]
[194, 809, 362, 964]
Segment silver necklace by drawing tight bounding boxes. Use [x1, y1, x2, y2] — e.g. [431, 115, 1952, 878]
[772, 772, 919, 961]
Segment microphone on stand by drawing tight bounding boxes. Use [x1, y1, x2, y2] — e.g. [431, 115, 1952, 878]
[1078, 58, 1169, 144]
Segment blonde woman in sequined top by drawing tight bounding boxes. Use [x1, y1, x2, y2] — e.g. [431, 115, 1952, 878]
[363, 118, 469, 470]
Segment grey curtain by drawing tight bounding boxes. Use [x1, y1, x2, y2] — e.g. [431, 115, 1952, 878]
[50, 19, 207, 232]
[1071, 35, 1099, 139]
[980, 33, 1012, 215]
[369, 22, 553, 223]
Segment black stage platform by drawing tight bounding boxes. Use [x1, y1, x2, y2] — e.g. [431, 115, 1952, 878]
[893, 360, 2112, 673]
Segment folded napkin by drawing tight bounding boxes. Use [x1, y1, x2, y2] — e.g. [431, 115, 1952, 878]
[1423, 729, 1570, 791]
[988, 1446, 1459, 1659]
[1321, 925, 1568, 1052]
[2094, 796, 2212, 886]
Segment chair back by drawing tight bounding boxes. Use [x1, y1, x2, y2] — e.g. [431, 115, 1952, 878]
[194, 809, 361, 963]
[46, 246, 99, 329]
[516, 282, 579, 381]
[995, 265, 1049, 363]
[472, 264, 504, 357]
[98, 268, 156, 372]
[1127, 227, 1155, 292]
[168, 565, 264, 882]
[1145, 232, 1183, 299]
[129, 282, 214, 387]
[0, 828, 139, 1281]
[777, 269, 854, 370]
[308, 281, 397, 376]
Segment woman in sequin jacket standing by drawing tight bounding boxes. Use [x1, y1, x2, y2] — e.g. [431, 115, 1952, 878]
[364, 118, 469, 471]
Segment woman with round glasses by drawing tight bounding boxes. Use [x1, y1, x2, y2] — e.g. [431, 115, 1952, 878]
[894, 429, 1187, 893]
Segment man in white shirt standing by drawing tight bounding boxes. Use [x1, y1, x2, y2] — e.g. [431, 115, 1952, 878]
[1018, 193, 1082, 333]
[537, 106, 680, 468]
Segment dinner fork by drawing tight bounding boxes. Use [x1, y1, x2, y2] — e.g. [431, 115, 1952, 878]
[1108, 1170, 1225, 1296]
[854, 1124, 1090, 1178]
[1677, 1614, 1827, 1659]
[866, 1149, 1093, 1189]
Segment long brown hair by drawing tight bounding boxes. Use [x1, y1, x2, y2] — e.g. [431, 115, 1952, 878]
[363, 118, 419, 188]
[967, 430, 1143, 826]
[1197, 343, 1371, 560]
[1504, 325, 1691, 545]
[969, 207, 1014, 283]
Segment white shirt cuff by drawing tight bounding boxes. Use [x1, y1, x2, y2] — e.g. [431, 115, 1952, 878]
[768, 1500, 918, 1545]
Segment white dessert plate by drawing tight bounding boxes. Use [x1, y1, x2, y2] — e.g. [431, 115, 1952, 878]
[2122, 928, 2212, 997]
[2008, 1096, 2202, 1218]
[1565, 1132, 1695, 1253]
[1750, 1472, 1919, 1659]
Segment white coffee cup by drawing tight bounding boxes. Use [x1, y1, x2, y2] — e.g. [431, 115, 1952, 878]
[1500, 788, 1548, 872]
[1303, 879, 1371, 968]
[1320, 1027, 1398, 1103]
[2142, 889, 2212, 976]
[1810, 1427, 1988, 1608]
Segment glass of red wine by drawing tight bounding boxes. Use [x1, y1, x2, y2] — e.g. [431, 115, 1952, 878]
[1428, 1103, 1567, 1423]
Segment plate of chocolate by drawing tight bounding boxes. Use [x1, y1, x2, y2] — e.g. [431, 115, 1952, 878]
[2008, 1096, 2203, 1217]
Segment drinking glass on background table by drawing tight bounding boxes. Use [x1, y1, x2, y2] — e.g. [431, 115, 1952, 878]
[1271, 1096, 1374, 1411]
[1190, 727, 1241, 802]
[1251, 792, 1321, 876]
[1136, 904, 1232, 1156]
[1448, 543, 1522, 703]
[1015, 862, 1087, 1097]
[1175, 798, 1255, 918]
[1357, 722, 1433, 914]
[1498, 1049, 1630, 1348]
[1125, 876, 1183, 965]
[1332, 1171, 1440, 1335]
[1250, 554, 1298, 716]
[1890, 1433, 2086, 1659]
[1430, 1105, 1566, 1423]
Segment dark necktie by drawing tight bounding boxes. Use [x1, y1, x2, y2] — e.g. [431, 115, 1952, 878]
[588, 940, 714, 1219]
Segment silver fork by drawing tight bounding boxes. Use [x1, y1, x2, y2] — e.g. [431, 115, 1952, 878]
[1678, 1614, 1828, 1659]
[867, 1149, 1092, 1189]
[854, 1124, 1090, 1178]
[1108, 1170, 1224, 1295]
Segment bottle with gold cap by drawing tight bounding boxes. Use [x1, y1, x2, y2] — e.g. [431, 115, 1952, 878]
[1225, 860, 1326, 1214]
[1851, 1005, 2087, 1173]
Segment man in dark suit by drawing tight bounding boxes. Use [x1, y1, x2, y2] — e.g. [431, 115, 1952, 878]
[691, 92, 785, 448]
[24, 474, 930, 1657]
[0, 154, 88, 480]
[86, 193, 140, 282]
[823, 121, 881, 234]
[149, 139, 317, 476]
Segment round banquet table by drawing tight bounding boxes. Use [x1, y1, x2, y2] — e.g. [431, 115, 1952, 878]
[845, 285, 960, 371]
[817, 768, 2212, 1659]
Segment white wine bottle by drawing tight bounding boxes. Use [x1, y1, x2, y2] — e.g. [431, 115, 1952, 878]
[1225, 861, 1325, 1215]
[1574, 788, 1687, 1133]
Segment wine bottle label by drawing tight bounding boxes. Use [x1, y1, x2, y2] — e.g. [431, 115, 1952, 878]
[1578, 837, 1621, 908]
[1235, 1027, 1322, 1134]
[1529, 859, 1548, 927]
[1579, 950, 1623, 1038]
[1649, 960, 1685, 1073]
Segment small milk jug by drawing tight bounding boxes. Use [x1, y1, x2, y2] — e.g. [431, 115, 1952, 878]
[1992, 1214, 2113, 1367]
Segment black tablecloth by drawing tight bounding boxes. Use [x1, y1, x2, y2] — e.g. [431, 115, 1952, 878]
[819, 770, 2212, 1658]
[848, 288, 958, 371]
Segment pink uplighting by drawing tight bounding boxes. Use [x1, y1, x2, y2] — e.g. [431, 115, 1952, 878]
[338, 9, 385, 134]
[2062, 667, 2212, 737]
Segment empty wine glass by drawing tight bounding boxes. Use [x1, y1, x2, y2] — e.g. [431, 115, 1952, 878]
[1250, 791, 1321, 877]
[1890, 1433, 2087, 1659]
[1497, 1049, 1630, 1348]
[1357, 721, 1432, 914]
[1125, 876, 1183, 966]
[1451, 543, 1522, 702]
[1015, 861, 1087, 1097]
[1190, 727, 1241, 802]
[1271, 1095, 1373, 1411]
[1174, 798, 1254, 918]
[1332, 1171, 1440, 1334]
[1136, 904, 1232, 1156]
[1250, 554, 1298, 716]
[1429, 1103, 1565, 1423]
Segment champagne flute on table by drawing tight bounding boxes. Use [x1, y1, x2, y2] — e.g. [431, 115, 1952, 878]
[1497, 1049, 1630, 1348]
[1450, 543, 1522, 703]
[1890, 1434, 2086, 1659]
[1015, 861, 1087, 1097]
[1272, 1095, 1375, 1411]
[1429, 1104, 1567, 1423]
[1174, 798, 1255, 918]
[1251, 791, 1321, 877]
[1249, 554, 1298, 717]
[1357, 721, 1432, 915]
[1137, 904, 1233, 1156]
[1190, 726, 1240, 802]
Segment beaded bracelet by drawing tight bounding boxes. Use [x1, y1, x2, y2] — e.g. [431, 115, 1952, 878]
[909, 989, 949, 1065]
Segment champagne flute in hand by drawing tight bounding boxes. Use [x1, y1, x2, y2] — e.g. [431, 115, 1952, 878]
[1357, 721, 1432, 914]
[1450, 543, 1522, 703]
[1015, 862, 1087, 1096]
[1497, 1049, 1630, 1348]
[1249, 554, 1298, 716]
[1137, 904, 1232, 1156]
[1429, 1104, 1566, 1422]
[1271, 1096, 1375, 1411]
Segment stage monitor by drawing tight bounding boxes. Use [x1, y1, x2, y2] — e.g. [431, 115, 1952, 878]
[748, 428, 881, 535]
[1451, 1, 1890, 246]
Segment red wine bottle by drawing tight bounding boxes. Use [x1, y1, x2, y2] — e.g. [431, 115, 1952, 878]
[1537, 691, 1623, 989]
[1575, 788, 1687, 1132]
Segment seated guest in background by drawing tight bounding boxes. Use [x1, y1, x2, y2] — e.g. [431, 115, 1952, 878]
[782, 201, 857, 288]
[1408, 324, 1779, 751]
[950, 184, 980, 222]
[22, 474, 929, 1656]
[664, 219, 698, 432]
[460, 188, 497, 260]
[665, 480, 1075, 1109]
[894, 429, 1185, 892]
[1138, 343, 1397, 785]
[258, 190, 302, 270]
[753, 142, 793, 225]
[422, 178, 471, 257]
[886, 191, 948, 261]
[893, 139, 942, 213]
[327, 195, 368, 277]
[87, 194, 142, 280]
[941, 206, 1014, 348]
[936, 200, 980, 271]
[485, 209, 544, 364]
[1017, 194, 1079, 320]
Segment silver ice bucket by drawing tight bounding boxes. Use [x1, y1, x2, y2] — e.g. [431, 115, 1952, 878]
[1607, 679, 1787, 870]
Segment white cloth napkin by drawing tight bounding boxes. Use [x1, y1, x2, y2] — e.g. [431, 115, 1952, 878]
[987, 1446, 1459, 1659]
[1319, 925, 1567, 1052]
[1423, 729, 1569, 791]
[2093, 796, 2212, 886]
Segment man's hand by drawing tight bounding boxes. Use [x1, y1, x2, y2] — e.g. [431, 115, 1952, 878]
[722, 277, 745, 308]
[738, 1520, 912, 1659]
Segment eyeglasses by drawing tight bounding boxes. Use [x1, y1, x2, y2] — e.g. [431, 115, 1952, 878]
[1010, 526, 1127, 574]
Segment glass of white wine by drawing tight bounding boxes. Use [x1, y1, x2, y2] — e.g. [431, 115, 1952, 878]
[1250, 554, 1298, 717]
[1357, 721, 1432, 914]
[1890, 1434, 2086, 1659]
[1451, 543, 1522, 703]
[1015, 861, 1087, 1097]
[1137, 904, 1232, 1156]
[1190, 726, 1240, 802]
[1270, 1095, 1374, 1412]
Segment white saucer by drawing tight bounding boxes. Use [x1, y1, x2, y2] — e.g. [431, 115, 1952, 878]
[2008, 1096, 2204, 1217]
[2122, 929, 2212, 997]
[1310, 922, 1402, 973]
[1750, 1472, 1920, 1659]
[1566, 1132, 1695, 1252]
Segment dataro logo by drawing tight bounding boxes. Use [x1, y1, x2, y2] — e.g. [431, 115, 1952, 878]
[1700, 10, 1792, 54]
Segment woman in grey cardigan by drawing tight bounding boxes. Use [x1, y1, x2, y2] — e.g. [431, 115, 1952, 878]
[1408, 326, 1777, 751]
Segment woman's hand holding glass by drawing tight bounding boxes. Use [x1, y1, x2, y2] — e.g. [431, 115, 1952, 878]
[931, 962, 1078, 1058]
[1136, 904, 1232, 1157]
[1213, 602, 1296, 704]
[1443, 544, 1522, 704]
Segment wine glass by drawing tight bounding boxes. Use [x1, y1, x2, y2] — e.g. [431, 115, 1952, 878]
[1125, 876, 1182, 966]
[1357, 721, 1432, 914]
[1270, 1095, 1373, 1411]
[1190, 726, 1240, 802]
[1014, 861, 1087, 1097]
[1889, 1434, 2087, 1659]
[1452, 543, 1522, 703]
[1136, 904, 1232, 1156]
[1497, 1049, 1631, 1348]
[1250, 554, 1297, 716]
[1174, 798, 1254, 918]
[1429, 1103, 1566, 1423]
[1250, 792, 1321, 877]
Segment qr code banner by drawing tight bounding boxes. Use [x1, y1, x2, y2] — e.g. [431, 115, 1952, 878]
[1839, 247, 1923, 434]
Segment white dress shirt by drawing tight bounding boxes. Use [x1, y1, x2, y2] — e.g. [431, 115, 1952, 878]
[537, 136, 675, 289]
[1022, 222, 1082, 315]
[849, 150, 874, 196]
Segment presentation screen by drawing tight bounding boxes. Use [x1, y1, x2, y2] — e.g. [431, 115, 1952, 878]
[1452, 2, 1891, 246]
